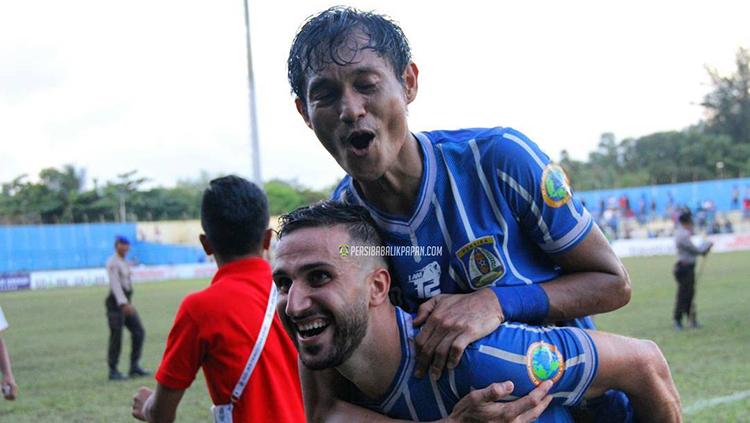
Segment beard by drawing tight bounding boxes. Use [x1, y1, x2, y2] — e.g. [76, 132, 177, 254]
[299, 298, 369, 371]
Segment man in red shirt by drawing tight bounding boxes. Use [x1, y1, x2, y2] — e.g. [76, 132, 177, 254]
[131, 175, 305, 423]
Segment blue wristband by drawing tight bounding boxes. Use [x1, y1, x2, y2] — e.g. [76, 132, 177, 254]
[492, 284, 549, 323]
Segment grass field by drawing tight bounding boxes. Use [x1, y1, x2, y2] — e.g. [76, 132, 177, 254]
[0, 251, 748, 422]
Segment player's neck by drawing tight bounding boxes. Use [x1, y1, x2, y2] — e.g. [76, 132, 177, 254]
[357, 133, 423, 217]
[337, 305, 401, 400]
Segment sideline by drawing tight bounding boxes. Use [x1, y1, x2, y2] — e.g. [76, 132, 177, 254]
[683, 390, 750, 415]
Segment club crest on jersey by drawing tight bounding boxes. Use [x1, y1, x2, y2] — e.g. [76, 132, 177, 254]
[455, 236, 505, 289]
[526, 342, 565, 386]
[541, 164, 572, 208]
[408, 261, 442, 299]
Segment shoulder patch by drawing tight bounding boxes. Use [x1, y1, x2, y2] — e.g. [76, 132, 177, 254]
[541, 164, 572, 208]
[526, 341, 565, 386]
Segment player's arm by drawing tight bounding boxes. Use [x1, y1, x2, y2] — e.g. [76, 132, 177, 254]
[132, 383, 185, 423]
[537, 224, 631, 322]
[584, 331, 681, 422]
[301, 364, 553, 423]
[411, 229, 631, 380]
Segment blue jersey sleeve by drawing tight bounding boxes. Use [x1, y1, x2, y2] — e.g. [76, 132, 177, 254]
[330, 176, 352, 201]
[488, 128, 593, 255]
[459, 323, 599, 407]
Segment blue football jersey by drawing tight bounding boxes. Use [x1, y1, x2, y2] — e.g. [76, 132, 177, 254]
[349, 308, 599, 422]
[333, 127, 595, 326]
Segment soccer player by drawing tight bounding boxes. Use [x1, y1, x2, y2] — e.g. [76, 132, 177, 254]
[105, 235, 148, 380]
[130, 176, 305, 423]
[272, 202, 681, 422]
[287, 6, 632, 420]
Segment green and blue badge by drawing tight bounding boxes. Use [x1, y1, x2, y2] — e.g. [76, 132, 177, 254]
[541, 164, 572, 208]
[526, 342, 565, 386]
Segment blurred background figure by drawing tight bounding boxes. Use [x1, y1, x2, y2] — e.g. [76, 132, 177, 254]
[105, 236, 148, 381]
[0, 306, 17, 400]
[672, 211, 713, 331]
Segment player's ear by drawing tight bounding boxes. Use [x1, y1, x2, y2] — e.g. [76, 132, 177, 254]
[295, 97, 313, 129]
[261, 228, 273, 251]
[199, 234, 214, 256]
[402, 61, 419, 105]
[368, 266, 391, 307]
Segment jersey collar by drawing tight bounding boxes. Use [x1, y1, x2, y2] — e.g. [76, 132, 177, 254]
[348, 132, 437, 235]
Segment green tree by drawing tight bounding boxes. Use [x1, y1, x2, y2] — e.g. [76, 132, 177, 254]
[703, 47, 750, 144]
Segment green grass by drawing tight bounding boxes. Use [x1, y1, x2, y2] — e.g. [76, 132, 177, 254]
[597, 251, 750, 422]
[0, 251, 749, 422]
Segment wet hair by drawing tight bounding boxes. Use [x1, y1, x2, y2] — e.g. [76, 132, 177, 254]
[201, 175, 269, 258]
[278, 200, 382, 248]
[287, 6, 412, 104]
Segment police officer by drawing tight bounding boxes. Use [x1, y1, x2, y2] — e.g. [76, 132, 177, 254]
[106, 236, 148, 380]
[673, 211, 713, 330]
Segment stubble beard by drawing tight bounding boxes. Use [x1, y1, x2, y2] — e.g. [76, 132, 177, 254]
[301, 298, 369, 371]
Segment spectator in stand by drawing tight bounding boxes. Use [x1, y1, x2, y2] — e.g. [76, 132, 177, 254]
[743, 187, 750, 220]
[0, 306, 17, 400]
[732, 185, 739, 210]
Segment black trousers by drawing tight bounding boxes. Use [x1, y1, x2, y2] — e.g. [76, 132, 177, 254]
[106, 291, 145, 371]
[673, 262, 696, 322]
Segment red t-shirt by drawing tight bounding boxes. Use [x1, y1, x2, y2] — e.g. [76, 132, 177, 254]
[156, 257, 305, 423]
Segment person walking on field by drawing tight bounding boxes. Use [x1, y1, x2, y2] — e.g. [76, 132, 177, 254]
[105, 235, 149, 380]
[673, 211, 713, 330]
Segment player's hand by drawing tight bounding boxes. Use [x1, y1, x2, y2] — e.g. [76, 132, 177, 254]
[121, 303, 136, 317]
[131, 386, 153, 421]
[442, 381, 553, 423]
[413, 289, 504, 379]
[1, 374, 17, 400]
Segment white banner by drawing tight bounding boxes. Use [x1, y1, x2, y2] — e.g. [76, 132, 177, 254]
[611, 232, 750, 258]
[30, 263, 217, 290]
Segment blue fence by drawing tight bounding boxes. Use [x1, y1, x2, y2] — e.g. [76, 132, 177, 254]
[0, 223, 204, 273]
[577, 177, 750, 215]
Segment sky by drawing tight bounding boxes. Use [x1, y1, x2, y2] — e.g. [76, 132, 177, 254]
[1, 1, 748, 190]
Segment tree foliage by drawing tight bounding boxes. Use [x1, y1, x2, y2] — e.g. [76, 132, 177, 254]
[0, 169, 331, 224]
[563, 47, 750, 191]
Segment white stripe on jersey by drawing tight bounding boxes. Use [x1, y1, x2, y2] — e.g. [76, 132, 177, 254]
[430, 375, 449, 418]
[431, 196, 468, 291]
[568, 328, 596, 406]
[477, 344, 527, 365]
[409, 229, 422, 264]
[468, 140, 532, 285]
[502, 132, 546, 169]
[448, 369, 460, 401]
[541, 208, 593, 254]
[403, 385, 419, 421]
[565, 354, 585, 368]
[437, 144, 476, 240]
[496, 169, 554, 244]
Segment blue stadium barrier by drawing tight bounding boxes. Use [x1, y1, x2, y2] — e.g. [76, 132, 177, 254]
[0, 223, 204, 273]
[577, 177, 750, 215]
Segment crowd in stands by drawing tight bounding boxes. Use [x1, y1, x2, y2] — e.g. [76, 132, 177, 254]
[582, 186, 750, 241]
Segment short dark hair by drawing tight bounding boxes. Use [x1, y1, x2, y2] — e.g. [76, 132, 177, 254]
[278, 200, 382, 248]
[287, 6, 412, 104]
[678, 210, 693, 224]
[201, 175, 269, 258]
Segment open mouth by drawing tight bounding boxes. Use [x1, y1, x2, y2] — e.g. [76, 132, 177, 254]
[295, 317, 331, 339]
[346, 131, 375, 152]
